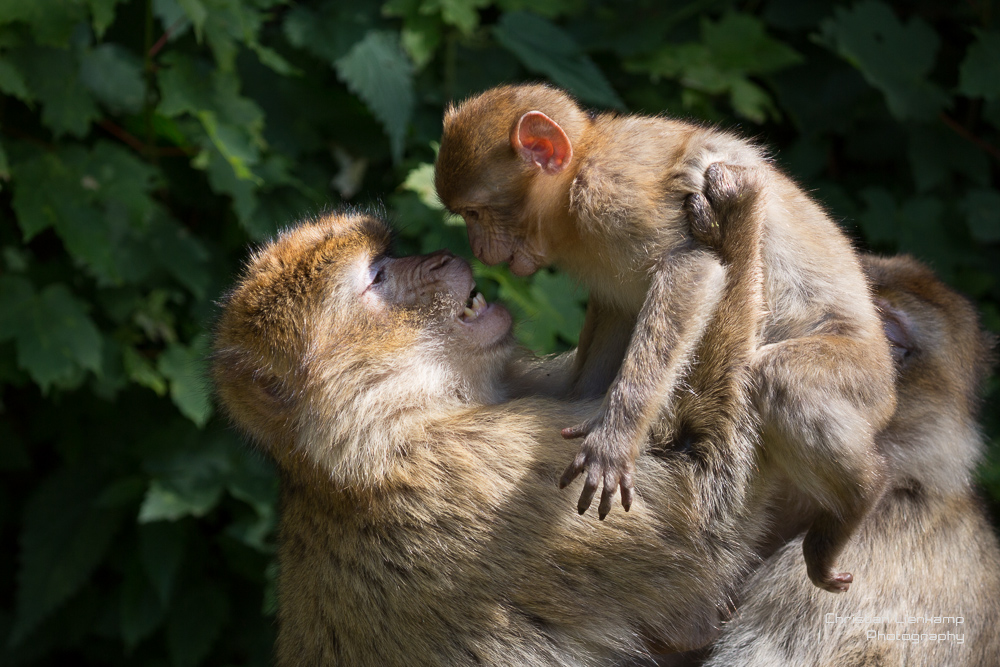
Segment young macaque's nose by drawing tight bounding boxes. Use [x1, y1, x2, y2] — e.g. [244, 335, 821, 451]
[466, 223, 485, 260]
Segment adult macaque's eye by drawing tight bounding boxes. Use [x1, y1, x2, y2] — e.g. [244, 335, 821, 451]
[366, 264, 386, 290]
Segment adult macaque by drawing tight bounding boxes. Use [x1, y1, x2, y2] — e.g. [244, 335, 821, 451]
[698, 255, 1000, 666]
[435, 84, 896, 593]
[211, 203, 768, 665]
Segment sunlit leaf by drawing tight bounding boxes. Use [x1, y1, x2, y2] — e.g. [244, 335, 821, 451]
[494, 12, 623, 110]
[158, 334, 213, 427]
[335, 30, 414, 163]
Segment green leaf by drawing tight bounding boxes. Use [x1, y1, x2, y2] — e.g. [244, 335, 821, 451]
[522, 270, 586, 350]
[0, 275, 34, 343]
[24, 285, 103, 386]
[497, 0, 583, 18]
[0, 57, 31, 101]
[958, 30, 1000, 100]
[167, 582, 229, 667]
[701, 12, 802, 75]
[907, 123, 989, 191]
[818, 0, 947, 121]
[494, 12, 624, 110]
[0, 281, 103, 393]
[858, 187, 897, 245]
[9, 46, 100, 137]
[398, 14, 441, 70]
[158, 334, 213, 427]
[120, 559, 165, 650]
[87, 0, 128, 37]
[11, 143, 164, 284]
[628, 13, 798, 123]
[283, 0, 379, 64]
[0, 138, 9, 182]
[176, 0, 208, 39]
[139, 521, 186, 604]
[336, 30, 414, 164]
[9, 468, 122, 646]
[424, 0, 490, 35]
[139, 479, 223, 522]
[963, 188, 1000, 243]
[79, 44, 145, 114]
[124, 345, 169, 395]
[0, 0, 86, 45]
[197, 110, 262, 183]
[401, 162, 445, 210]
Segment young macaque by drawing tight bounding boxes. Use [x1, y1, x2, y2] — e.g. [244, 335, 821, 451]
[211, 209, 769, 665]
[435, 84, 896, 593]
[698, 255, 1000, 666]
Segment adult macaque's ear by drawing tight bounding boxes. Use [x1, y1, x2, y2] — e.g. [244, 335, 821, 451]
[511, 111, 572, 174]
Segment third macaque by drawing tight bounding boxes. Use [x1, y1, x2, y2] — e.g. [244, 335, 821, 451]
[435, 84, 896, 593]
[699, 255, 1000, 666]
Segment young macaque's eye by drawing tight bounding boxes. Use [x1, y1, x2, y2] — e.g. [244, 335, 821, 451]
[463, 208, 481, 222]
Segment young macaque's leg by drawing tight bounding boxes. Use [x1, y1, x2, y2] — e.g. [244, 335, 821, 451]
[753, 335, 887, 593]
[560, 248, 727, 518]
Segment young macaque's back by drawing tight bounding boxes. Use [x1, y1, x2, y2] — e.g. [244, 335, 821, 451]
[435, 84, 896, 593]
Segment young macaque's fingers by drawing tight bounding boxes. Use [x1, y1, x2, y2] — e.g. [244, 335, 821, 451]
[559, 451, 587, 489]
[577, 465, 602, 515]
[620, 472, 634, 512]
[598, 471, 618, 520]
[684, 191, 720, 248]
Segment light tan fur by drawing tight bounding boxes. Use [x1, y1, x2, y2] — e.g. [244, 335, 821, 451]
[697, 255, 1000, 666]
[212, 211, 771, 666]
[435, 84, 897, 592]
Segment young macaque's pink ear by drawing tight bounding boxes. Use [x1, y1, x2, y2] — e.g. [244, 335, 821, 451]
[511, 111, 573, 174]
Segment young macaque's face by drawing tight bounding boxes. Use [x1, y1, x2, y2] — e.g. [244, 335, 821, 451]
[436, 88, 580, 278]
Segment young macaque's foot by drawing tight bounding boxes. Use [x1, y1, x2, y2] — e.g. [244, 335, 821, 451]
[686, 162, 751, 249]
[810, 568, 853, 594]
[559, 419, 636, 519]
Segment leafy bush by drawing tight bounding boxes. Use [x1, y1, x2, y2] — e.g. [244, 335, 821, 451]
[0, 0, 996, 664]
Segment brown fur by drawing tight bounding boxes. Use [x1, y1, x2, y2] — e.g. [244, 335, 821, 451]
[212, 211, 770, 666]
[435, 84, 897, 592]
[697, 255, 1000, 666]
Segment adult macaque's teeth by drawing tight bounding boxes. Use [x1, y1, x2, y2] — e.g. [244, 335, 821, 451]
[464, 307, 477, 321]
[473, 293, 487, 312]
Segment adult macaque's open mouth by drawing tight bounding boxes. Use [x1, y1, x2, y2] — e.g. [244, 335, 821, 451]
[462, 290, 488, 322]
[456, 283, 512, 346]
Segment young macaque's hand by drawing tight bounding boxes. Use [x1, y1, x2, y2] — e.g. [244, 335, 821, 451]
[559, 418, 636, 520]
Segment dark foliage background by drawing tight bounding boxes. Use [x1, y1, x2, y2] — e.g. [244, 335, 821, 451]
[0, 0, 997, 663]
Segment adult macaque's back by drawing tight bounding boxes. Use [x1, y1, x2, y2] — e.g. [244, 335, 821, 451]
[435, 84, 896, 593]
[212, 211, 768, 665]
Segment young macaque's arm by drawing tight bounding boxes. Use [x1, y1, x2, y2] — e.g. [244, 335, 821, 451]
[503, 299, 636, 400]
[570, 300, 637, 400]
[560, 248, 727, 518]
